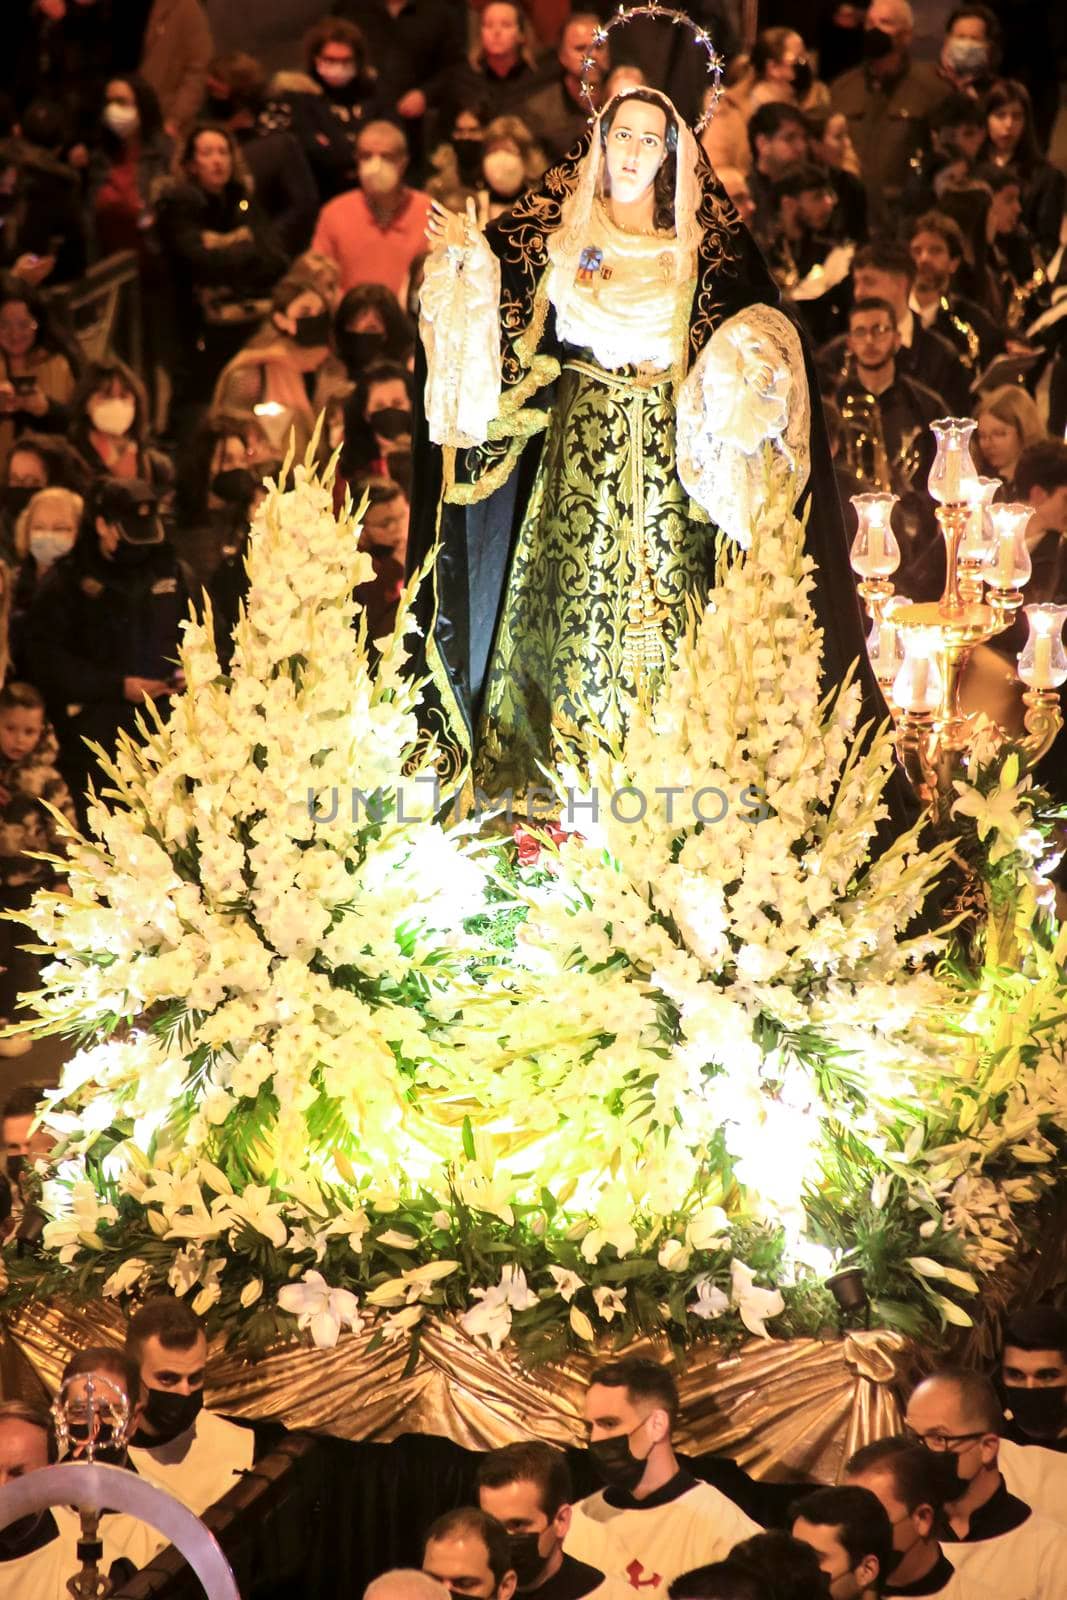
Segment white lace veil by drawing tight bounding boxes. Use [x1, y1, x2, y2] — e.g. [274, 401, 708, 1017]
[546, 88, 704, 286]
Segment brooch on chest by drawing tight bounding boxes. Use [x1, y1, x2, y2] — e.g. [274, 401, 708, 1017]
[576, 246, 612, 286]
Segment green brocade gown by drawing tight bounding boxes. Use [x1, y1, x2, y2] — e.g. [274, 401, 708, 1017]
[473, 351, 717, 801]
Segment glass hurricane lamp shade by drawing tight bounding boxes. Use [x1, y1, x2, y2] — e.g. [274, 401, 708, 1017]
[1018, 605, 1067, 689]
[849, 492, 900, 578]
[893, 628, 945, 715]
[986, 503, 1034, 590]
[927, 417, 981, 505]
[866, 594, 908, 684]
[959, 476, 1001, 564]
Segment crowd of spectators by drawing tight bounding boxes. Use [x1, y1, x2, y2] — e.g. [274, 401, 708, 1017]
[0, 0, 1061, 1044]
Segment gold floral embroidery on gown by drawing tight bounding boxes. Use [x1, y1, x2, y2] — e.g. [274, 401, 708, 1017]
[474, 207, 711, 799]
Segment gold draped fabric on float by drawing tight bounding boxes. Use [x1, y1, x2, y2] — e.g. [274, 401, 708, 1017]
[2, 1304, 906, 1481]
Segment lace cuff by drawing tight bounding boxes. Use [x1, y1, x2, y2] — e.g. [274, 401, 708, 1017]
[676, 305, 811, 548]
[419, 235, 503, 448]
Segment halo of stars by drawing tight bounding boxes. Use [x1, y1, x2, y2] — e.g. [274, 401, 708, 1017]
[580, 3, 726, 135]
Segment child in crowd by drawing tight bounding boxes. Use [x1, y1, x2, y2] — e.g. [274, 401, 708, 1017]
[0, 680, 77, 1054]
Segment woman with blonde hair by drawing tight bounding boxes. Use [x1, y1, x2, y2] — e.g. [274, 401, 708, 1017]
[10, 486, 84, 670]
[437, 1, 540, 132]
[975, 385, 1046, 495]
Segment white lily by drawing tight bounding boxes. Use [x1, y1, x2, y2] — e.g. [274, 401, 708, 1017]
[547, 1266, 584, 1303]
[730, 1259, 785, 1338]
[592, 1284, 627, 1323]
[277, 1269, 362, 1348]
[103, 1257, 148, 1298]
[217, 1186, 289, 1250]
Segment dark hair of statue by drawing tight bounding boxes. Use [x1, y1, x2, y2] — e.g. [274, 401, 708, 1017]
[599, 90, 678, 234]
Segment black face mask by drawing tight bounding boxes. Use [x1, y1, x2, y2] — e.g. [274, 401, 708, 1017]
[1, 484, 38, 519]
[204, 95, 234, 122]
[863, 26, 897, 61]
[339, 329, 387, 374]
[211, 466, 258, 506]
[920, 1445, 970, 1504]
[143, 1385, 203, 1443]
[6, 1152, 25, 1184]
[589, 1426, 648, 1491]
[1001, 1382, 1067, 1440]
[453, 134, 485, 184]
[791, 59, 814, 98]
[370, 405, 411, 441]
[292, 309, 331, 348]
[507, 1532, 546, 1587]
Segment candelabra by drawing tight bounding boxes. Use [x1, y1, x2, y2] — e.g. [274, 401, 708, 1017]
[850, 418, 1067, 822]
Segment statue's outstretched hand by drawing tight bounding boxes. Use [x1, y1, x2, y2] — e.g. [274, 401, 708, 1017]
[427, 197, 479, 256]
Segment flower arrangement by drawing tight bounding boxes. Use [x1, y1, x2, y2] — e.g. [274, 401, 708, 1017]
[2, 449, 1064, 1361]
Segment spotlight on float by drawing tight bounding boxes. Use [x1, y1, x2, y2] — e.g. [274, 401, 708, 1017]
[826, 1266, 870, 1325]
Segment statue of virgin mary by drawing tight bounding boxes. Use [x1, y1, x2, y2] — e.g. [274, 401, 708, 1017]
[407, 83, 876, 800]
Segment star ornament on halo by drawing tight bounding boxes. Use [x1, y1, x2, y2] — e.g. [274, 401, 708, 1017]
[579, 3, 726, 133]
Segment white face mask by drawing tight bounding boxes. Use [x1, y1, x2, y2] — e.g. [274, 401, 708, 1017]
[317, 59, 357, 88]
[359, 155, 402, 197]
[483, 148, 526, 196]
[89, 396, 136, 437]
[30, 527, 74, 569]
[103, 101, 139, 137]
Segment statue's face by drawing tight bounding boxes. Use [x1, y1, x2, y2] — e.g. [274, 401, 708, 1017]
[604, 98, 668, 205]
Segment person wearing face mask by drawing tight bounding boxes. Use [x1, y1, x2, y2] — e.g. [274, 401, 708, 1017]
[9, 486, 84, 672]
[563, 1359, 759, 1593]
[423, 1507, 518, 1600]
[828, 0, 949, 228]
[125, 1294, 255, 1515]
[86, 74, 172, 261]
[69, 358, 173, 498]
[25, 477, 194, 826]
[428, 108, 490, 214]
[904, 1369, 1067, 1599]
[937, 6, 999, 95]
[472, 116, 547, 226]
[747, 26, 829, 117]
[332, 283, 415, 387]
[261, 20, 381, 206]
[994, 1306, 1067, 1519]
[846, 1438, 999, 1599]
[0, 1399, 73, 1599]
[311, 119, 432, 299]
[341, 360, 415, 495]
[211, 273, 346, 460]
[53, 1346, 168, 1581]
[477, 1442, 632, 1600]
[790, 1485, 893, 1600]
